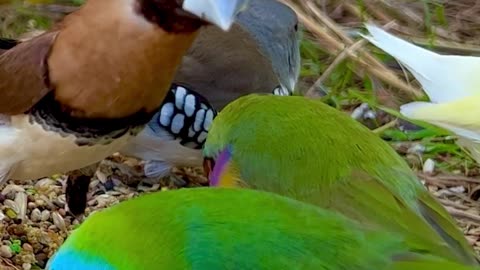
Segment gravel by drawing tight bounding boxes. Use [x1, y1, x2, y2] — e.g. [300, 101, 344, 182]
[0, 154, 207, 269]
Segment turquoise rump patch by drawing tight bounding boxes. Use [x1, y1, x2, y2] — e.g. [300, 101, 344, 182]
[47, 249, 116, 270]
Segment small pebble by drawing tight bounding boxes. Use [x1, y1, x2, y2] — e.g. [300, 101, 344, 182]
[52, 212, 66, 231]
[0, 245, 13, 258]
[15, 192, 28, 220]
[34, 199, 45, 207]
[351, 103, 369, 120]
[54, 195, 66, 208]
[30, 209, 42, 222]
[35, 253, 48, 267]
[22, 262, 31, 270]
[22, 243, 33, 253]
[41, 210, 50, 222]
[27, 202, 36, 210]
[422, 158, 435, 174]
[35, 252, 47, 262]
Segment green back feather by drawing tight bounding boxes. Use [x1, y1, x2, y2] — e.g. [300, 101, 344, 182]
[204, 94, 478, 265]
[56, 188, 431, 270]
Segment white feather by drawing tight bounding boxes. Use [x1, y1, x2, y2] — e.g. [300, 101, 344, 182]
[401, 101, 480, 141]
[363, 23, 480, 103]
[399, 101, 435, 118]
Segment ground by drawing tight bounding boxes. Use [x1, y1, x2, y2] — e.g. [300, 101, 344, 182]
[1, 0, 480, 269]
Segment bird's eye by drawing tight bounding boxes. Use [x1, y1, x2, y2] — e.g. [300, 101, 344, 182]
[294, 23, 298, 31]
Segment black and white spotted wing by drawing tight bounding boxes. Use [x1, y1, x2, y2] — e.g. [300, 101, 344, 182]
[272, 85, 292, 96]
[147, 84, 217, 149]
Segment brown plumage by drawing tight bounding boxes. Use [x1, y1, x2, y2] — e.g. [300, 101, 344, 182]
[0, 32, 57, 114]
[0, 0, 202, 116]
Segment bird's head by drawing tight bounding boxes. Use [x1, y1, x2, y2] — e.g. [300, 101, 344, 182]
[236, 0, 301, 94]
[202, 94, 290, 188]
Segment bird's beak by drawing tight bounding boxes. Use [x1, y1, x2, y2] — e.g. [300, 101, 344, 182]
[182, 0, 250, 31]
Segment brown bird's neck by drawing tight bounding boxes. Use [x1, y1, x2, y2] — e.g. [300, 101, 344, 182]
[47, 0, 204, 120]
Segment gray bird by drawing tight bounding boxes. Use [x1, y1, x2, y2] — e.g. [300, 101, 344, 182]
[120, 0, 301, 179]
[175, 0, 301, 108]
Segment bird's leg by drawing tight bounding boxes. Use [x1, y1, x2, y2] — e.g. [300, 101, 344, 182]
[65, 163, 99, 216]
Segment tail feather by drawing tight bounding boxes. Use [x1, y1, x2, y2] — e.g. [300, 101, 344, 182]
[418, 194, 480, 265]
[401, 99, 480, 141]
[364, 23, 480, 103]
